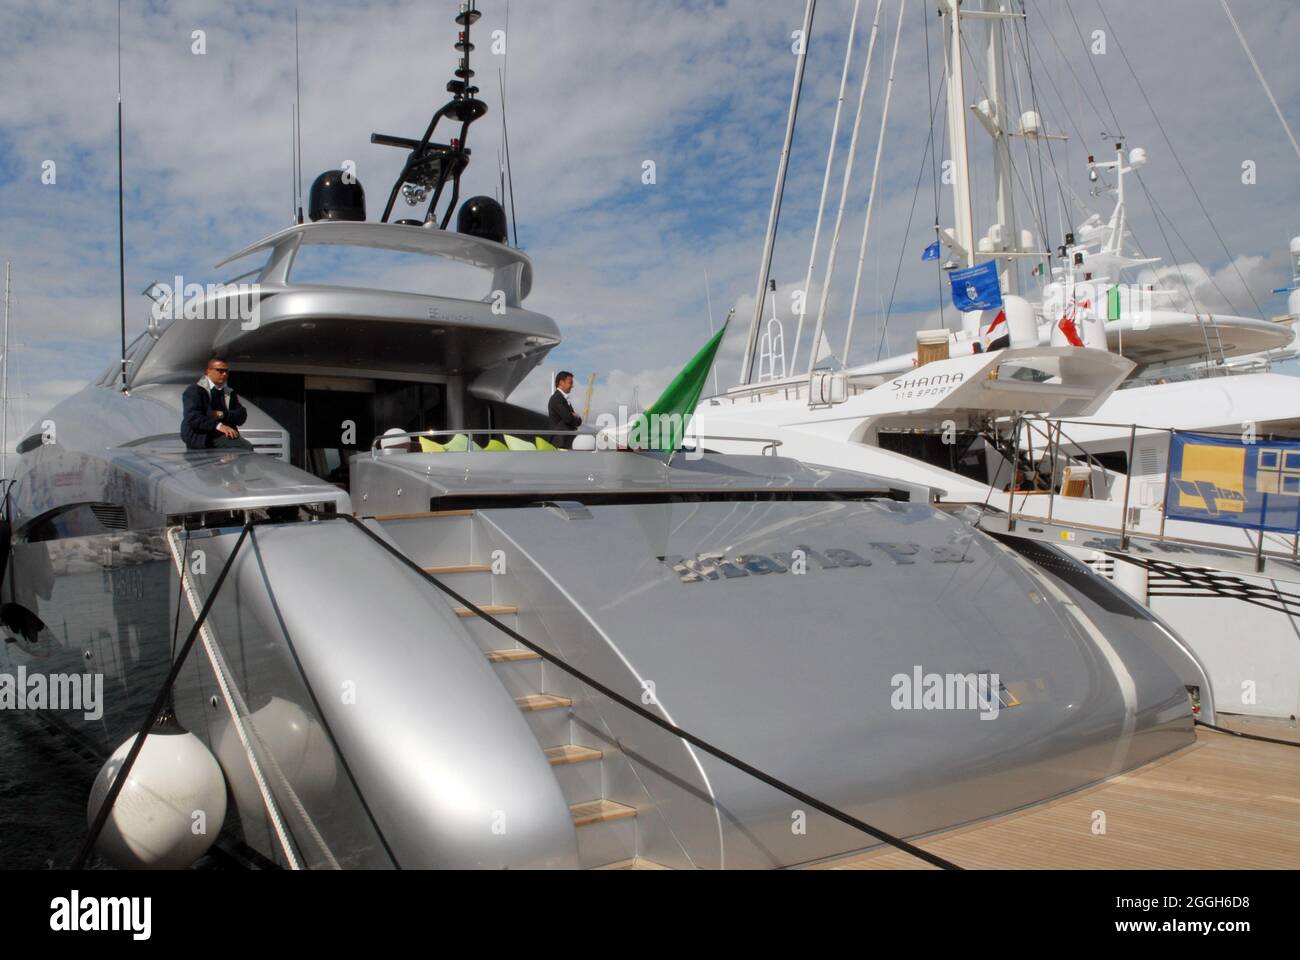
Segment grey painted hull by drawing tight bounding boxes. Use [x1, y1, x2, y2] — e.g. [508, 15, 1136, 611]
[1, 434, 1205, 868]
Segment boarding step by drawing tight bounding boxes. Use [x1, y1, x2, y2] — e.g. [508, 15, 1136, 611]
[515, 693, 572, 747]
[460, 609, 520, 652]
[570, 798, 636, 827]
[487, 647, 543, 696]
[378, 511, 477, 567]
[545, 744, 603, 804]
[570, 799, 638, 867]
[593, 858, 671, 870]
[424, 564, 495, 603]
[454, 604, 517, 618]
[515, 693, 572, 712]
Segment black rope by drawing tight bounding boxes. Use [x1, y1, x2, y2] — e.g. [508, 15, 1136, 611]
[876, 76, 946, 360]
[1195, 718, 1300, 749]
[74, 520, 253, 869]
[325, 509, 962, 870]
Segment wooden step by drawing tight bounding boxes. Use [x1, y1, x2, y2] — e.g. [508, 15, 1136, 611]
[594, 857, 671, 871]
[454, 604, 517, 618]
[545, 744, 602, 766]
[425, 563, 492, 575]
[515, 693, 572, 713]
[486, 648, 541, 663]
[569, 799, 637, 828]
[373, 509, 475, 521]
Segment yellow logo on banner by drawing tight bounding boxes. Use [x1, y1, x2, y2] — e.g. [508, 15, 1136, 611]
[1176, 444, 1246, 514]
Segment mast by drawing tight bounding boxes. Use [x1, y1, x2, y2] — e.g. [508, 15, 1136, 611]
[116, 0, 128, 393]
[940, 0, 975, 271]
[981, 0, 1018, 295]
[740, 0, 817, 385]
[2, 261, 9, 483]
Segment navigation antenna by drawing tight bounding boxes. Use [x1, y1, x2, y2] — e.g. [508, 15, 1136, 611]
[294, 8, 304, 224]
[373, 1, 489, 228]
[116, 0, 128, 394]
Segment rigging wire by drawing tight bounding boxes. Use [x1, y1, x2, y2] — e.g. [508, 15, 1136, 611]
[876, 77, 948, 360]
[806, 0, 886, 377]
[1218, 0, 1300, 165]
[844, 0, 906, 365]
[1093, 0, 1265, 320]
[792, 0, 864, 374]
[958, 30, 1050, 284]
[1011, 2, 1063, 278]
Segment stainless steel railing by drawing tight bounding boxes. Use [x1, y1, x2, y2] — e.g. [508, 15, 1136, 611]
[368, 428, 784, 459]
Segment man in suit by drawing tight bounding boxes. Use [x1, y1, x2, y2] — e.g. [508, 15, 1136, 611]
[547, 371, 582, 449]
[181, 356, 253, 451]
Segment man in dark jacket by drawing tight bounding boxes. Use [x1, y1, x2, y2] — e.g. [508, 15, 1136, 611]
[181, 356, 253, 451]
[547, 371, 582, 449]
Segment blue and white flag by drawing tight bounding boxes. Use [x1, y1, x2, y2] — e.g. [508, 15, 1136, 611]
[950, 260, 1003, 312]
[921, 240, 940, 262]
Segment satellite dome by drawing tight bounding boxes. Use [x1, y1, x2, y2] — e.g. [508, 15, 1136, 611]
[308, 170, 367, 222]
[456, 196, 508, 244]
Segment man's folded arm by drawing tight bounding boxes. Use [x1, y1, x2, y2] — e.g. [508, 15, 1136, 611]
[181, 386, 219, 434]
[226, 393, 248, 428]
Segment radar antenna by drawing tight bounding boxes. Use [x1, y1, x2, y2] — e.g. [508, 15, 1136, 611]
[373, 1, 489, 228]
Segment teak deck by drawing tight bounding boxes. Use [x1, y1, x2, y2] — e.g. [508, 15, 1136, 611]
[819, 718, 1300, 870]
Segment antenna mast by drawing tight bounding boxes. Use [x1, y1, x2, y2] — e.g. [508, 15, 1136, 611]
[3, 261, 10, 482]
[116, 0, 128, 394]
[373, 1, 488, 228]
[294, 8, 304, 224]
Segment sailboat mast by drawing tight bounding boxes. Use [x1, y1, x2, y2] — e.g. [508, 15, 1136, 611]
[116, 1, 127, 393]
[941, 0, 975, 272]
[740, 0, 817, 386]
[983, 0, 1019, 295]
[2, 261, 9, 483]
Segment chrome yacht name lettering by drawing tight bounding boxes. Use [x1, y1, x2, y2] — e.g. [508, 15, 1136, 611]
[889, 371, 964, 400]
[659, 543, 971, 583]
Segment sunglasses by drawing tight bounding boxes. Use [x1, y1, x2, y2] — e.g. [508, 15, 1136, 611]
[208, 367, 230, 375]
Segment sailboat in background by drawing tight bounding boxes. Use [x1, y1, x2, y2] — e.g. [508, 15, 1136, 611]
[693, 0, 1300, 720]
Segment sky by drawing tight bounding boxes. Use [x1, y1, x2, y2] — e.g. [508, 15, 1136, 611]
[0, 0, 1297, 442]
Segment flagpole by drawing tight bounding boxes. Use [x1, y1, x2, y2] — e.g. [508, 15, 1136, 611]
[704, 269, 720, 396]
[2, 261, 9, 484]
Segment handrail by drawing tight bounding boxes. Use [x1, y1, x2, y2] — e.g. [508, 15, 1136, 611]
[998, 416, 1300, 563]
[369, 428, 784, 458]
[316, 507, 962, 871]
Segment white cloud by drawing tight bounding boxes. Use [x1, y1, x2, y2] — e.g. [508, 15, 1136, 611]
[0, 0, 1296, 437]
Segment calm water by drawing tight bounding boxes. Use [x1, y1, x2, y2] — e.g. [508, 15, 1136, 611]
[0, 707, 105, 869]
[0, 563, 235, 870]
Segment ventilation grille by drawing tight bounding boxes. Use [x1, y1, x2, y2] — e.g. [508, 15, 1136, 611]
[89, 504, 128, 530]
[240, 428, 290, 463]
[1135, 445, 1164, 477]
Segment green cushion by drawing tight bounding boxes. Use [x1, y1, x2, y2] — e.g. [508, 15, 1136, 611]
[484, 439, 509, 451]
[503, 434, 535, 451]
[534, 436, 558, 451]
[418, 436, 446, 453]
[444, 433, 479, 452]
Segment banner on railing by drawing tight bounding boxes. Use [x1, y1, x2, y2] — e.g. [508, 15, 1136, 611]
[1164, 432, 1300, 533]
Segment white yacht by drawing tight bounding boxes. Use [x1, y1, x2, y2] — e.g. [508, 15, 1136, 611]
[692, 0, 1300, 721]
